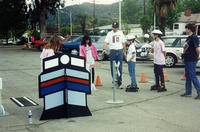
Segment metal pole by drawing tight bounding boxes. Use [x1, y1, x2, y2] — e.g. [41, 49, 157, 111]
[58, 7, 61, 35]
[153, 0, 156, 30]
[144, 0, 146, 15]
[0, 78, 9, 116]
[106, 61, 123, 104]
[70, 11, 73, 36]
[119, 0, 121, 30]
[154, 13, 156, 30]
[113, 62, 116, 102]
[0, 78, 2, 106]
[93, 0, 95, 34]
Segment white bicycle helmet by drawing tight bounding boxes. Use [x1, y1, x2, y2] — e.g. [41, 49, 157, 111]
[152, 30, 163, 35]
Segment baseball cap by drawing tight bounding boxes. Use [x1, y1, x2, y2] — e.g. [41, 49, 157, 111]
[112, 22, 119, 28]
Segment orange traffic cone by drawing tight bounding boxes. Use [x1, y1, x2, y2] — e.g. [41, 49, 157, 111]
[164, 72, 169, 82]
[181, 72, 186, 80]
[95, 75, 102, 86]
[140, 72, 147, 83]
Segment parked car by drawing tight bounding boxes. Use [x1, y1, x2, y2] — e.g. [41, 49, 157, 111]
[61, 36, 81, 55]
[32, 36, 50, 51]
[33, 35, 67, 51]
[149, 35, 200, 68]
[93, 36, 110, 61]
[61, 36, 101, 56]
[126, 39, 152, 59]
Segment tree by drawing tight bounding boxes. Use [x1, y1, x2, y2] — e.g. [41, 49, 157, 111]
[183, 0, 200, 13]
[27, 0, 65, 38]
[140, 15, 152, 34]
[166, 0, 184, 29]
[0, 0, 27, 41]
[122, 0, 143, 24]
[75, 13, 93, 35]
[151, 0, 177, 35]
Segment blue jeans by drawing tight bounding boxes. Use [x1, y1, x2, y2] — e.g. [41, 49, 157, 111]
[128, 61, 137, 87]
[184, 61, 200, 95]
[110, 49, 123, 82]
[154, 64, 164, 85]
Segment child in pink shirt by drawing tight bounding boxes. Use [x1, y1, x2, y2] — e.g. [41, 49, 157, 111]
[79, 35, 98, 84]
[151, 30, 167, 92]
[40, 35, 61, 71]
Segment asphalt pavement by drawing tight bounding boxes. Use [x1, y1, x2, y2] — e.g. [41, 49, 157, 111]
[0, 46, 200, 132]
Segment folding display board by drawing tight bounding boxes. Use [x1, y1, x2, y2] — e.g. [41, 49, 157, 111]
[39, 53, 92, 120]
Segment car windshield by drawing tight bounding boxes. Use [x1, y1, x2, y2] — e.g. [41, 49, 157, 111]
[91, 36, 101, 42]
[94, 36, 106, 50]
[162, 38, 176, 47]
[162, 37, 188, 47]
[72, 37, 82, 42]
[134, 39, 143, 48]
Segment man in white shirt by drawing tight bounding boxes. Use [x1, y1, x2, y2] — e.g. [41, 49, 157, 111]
[102, 22, 126, 87]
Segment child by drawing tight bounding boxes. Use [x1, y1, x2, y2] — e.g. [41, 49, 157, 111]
[40, 35, 61, 72]
[150, 30, 167, 92]
[79, 35, 98, 85]
[125, 34, 139, 92]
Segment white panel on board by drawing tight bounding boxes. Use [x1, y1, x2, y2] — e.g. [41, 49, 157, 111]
[68, 90, 86, 106]
[71, 57, 84, 67]
[45, 58, 59, 69]
[45, 91, 64, 110]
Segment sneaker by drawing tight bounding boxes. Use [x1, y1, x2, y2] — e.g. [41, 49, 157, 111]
[157, 85, 167, 92]
[180, 93, 192, 97]
[194, 95, 200, 100]
[118, 80, 122, 87]
[125, 87, 138, 92]
[132, 85, 139, 90]
[150, 84, 159, 91]
[126, 85, 131, 88]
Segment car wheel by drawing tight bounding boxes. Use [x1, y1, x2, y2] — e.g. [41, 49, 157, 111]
[39, 45, 44, 51]
[71, 49, 79, 55]
[165, 54, 176, 68]
[97, 51, 105, 61]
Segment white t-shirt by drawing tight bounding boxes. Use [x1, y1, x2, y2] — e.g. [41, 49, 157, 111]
[127, 44, 136, 62]
[104, 30, 125, 50]
[86, 45, 94, 71]
[154, 39, 165, 65]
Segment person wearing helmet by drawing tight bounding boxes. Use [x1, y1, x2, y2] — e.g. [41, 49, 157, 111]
[181, 23, 200, 99]
[151, 29, 167, 92]
[144, 34, 150, 43]
[102, 22, 126, 88]
[125, 35, 139, 92]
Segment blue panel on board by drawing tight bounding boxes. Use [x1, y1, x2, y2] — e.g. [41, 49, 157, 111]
[66, 82, 90, 93]
[41, 82, 65, 96]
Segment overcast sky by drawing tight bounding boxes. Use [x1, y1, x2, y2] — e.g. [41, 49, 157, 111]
[26, 0, 120, 7]
[65, 0, 120, 6]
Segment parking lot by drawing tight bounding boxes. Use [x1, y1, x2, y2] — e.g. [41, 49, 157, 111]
[0, 46, 200, 132]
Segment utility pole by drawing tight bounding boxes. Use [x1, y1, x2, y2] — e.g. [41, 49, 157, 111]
[58, 7, 61, 35]
[119, 0, 121, 30]
[70, 10, 72, 36]
[93, 0, 95, 34]
[144, 0, 146, 15]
